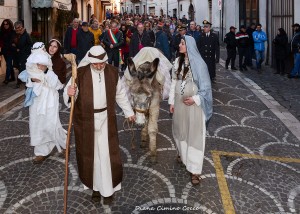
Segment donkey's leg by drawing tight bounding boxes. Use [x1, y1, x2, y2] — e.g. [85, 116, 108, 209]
[141, 124, 148, 148]
[148, 105, 160, 163]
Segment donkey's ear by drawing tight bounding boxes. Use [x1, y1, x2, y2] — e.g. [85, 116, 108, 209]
[127, 57, 137, 77]
[146, 58, 160, 79]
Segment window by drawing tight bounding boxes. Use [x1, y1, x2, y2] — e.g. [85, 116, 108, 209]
[180, 5, 182, 12]
[173, 9, 177, 18]
[239, 0, 259, 26]
[0, 0, 4, 6]
[136, 6, 139, 14]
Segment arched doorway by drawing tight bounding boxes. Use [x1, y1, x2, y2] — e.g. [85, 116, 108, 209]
[188, 4, 194, 21]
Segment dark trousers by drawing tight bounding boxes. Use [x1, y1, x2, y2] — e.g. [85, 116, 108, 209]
[276, 59, 285, 74]
[246, 46, 255, 66]
[225, 48, 236, 68]
[108, 50, 120, 68]
[16, 55, 27, 85]
[238, 47, 248, 69]
[3, 54, 14, 81]
[122, 52, 129, 71]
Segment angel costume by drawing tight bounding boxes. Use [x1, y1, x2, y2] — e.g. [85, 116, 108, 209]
[63, 46, 134, 197]
[23, 48, 66, 157]
[168, 35, 213, 174]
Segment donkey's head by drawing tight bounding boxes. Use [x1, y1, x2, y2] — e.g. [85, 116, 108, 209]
[127, 57, 160, 126]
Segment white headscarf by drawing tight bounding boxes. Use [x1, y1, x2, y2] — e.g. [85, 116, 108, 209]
[78, 46, 108, 68]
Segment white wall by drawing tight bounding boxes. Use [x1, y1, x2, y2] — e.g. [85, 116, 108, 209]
[193, 0, 209, 25]
[295, 0, 300, 22]
[0, 0, 18, 24]
[23, 0, 32, 33]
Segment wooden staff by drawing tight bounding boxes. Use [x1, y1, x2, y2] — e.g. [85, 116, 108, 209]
[62, 54, 77, 214]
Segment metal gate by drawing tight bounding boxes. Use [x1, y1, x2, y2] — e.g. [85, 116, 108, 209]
[271, 0, 294, 41]
[271, 0, 294, 69]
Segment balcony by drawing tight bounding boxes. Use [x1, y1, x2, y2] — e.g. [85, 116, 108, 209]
[130, 0, 141, 3]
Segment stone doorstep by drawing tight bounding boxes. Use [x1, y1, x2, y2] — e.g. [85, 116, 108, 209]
[0, 90, 25, 115]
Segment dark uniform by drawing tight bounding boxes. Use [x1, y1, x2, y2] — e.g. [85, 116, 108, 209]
[224, 27, 237, 70]
[197, 21, 220, 82]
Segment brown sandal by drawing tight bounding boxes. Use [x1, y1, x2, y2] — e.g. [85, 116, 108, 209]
[191, 174, 201, 186]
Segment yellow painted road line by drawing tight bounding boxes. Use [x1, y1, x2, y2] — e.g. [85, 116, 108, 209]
[211, 151, 236, 214]
[211, 150, 300, 214]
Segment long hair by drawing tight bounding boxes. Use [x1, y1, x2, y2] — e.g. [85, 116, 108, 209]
[176, 38, 189, 80]
[47, 38, 62, 59]
[1, 19, 14, 32]
[278, 28, 287, 36]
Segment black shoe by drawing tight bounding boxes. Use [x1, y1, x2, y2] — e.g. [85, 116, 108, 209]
[103, 196, 113, 205]
[288, 74, 295, 79]
[3, 80, 9, 84]
[91, 191, 101, 202]
[239, 68, 244, 71]
[231, 67, 238, 70]
[280, 72, 285, 76]
[9, 78, 15, 82]
[243, 66, 248, 71]
[274, 72, 280, 74]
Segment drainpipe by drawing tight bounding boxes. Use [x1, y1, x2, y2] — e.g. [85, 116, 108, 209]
[265, 0, 269, 65]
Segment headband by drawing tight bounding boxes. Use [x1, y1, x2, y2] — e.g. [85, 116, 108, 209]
[49, 39, 62, 47]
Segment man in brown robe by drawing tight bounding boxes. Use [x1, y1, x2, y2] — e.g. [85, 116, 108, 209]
[63, 46, 135, 205]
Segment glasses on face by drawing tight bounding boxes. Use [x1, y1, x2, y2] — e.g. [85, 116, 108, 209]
[203, 26, 209, 28]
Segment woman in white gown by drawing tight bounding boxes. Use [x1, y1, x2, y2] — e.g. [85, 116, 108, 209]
[169, 35, 213, 185]
[22, 47, 66, 164]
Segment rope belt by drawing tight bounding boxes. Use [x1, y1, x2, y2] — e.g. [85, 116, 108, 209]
[94, 107, 107, 113]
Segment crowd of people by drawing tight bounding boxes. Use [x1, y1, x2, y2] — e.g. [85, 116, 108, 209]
[0, 12, 299, 206]
[224, 22, 300, 78]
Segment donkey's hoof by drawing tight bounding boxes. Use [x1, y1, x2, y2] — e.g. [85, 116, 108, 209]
[150, 156, 157, 163]
[140, 141, 147, 148]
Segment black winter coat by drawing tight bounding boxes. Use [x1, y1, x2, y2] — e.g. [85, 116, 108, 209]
[0, 29, 16, 56]
[291, 31, 300, 54]
[273, 34, 288, 60]
[103, 30, 124, 54]
[76, 29, 94, 60]
[224, 31, 237, 49]
[129, 31, 152, 57]
[14, 30, 32, 66]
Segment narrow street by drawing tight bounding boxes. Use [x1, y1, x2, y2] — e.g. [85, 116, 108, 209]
[0, 62, 299, 214]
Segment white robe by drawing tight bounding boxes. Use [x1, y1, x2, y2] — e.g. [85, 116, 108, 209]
[168, 63, 206, 174]
[28, 69, 66, 156]
[63, 65, 134, 197]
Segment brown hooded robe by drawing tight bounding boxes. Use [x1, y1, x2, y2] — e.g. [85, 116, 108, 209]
[73, 64, 122, 189]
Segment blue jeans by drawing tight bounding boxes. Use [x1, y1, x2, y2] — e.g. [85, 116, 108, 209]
[290, 53, 300, 77]
[255, 50, 265, 69]
[4, 54, 14, 80]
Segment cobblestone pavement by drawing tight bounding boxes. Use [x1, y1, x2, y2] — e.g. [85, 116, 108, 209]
[0, 62, 300, 214]
[220, 48, 300, 121]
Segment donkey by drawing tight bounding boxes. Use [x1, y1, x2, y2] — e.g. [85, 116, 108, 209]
[127, 57, 162, 163]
